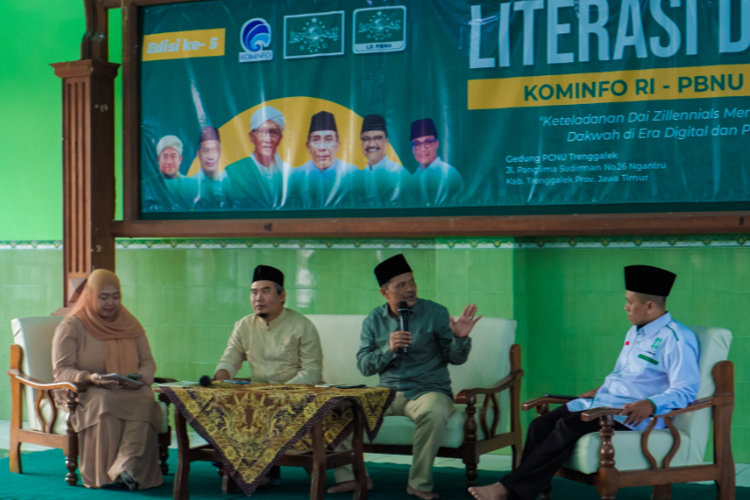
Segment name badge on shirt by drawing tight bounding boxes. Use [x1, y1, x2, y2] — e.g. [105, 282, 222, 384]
[647, 337, 663, 356]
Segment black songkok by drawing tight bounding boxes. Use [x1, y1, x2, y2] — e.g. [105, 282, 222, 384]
[410, 118, 438, 140]
[309, 111, 338, 135]
[253, 265, 284, 287]
[199, 126, 220, 145]
[374, 254, 413, 287]
[361, 115, 388, 136]
[624, 265, 676, 297]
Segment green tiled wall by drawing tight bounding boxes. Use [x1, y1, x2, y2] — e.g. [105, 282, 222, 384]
[0, 251, 64, 415]
[1, 243, 748, 462]
[113, 246, 515, 381]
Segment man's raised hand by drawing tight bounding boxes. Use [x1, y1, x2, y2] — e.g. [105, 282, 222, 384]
[449, 304, 482, 338]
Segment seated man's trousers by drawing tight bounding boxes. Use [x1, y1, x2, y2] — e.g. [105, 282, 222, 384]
[385, 391, 454, 493]
[501, 405, 629, 500]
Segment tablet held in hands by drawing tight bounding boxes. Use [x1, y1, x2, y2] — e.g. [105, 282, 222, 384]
[101, 373, 145, 387]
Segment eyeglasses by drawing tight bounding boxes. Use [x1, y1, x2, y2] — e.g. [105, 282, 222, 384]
[411, 138, 438, 150]
[254, 129, 282, 138]
[310, 138, 337, 147]
[361, 135, 386, 143]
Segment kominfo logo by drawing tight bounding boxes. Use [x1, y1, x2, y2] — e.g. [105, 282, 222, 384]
[240, 18, 273, 62]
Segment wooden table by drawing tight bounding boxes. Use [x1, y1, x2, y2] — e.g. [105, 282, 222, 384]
[170, 396, 369, 500]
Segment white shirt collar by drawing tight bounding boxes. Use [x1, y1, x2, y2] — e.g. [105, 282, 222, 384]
[194, 169, 226, 181]
[420, 156, 445, 171]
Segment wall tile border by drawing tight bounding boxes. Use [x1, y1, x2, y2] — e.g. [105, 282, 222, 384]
[1, 235, 749, 251]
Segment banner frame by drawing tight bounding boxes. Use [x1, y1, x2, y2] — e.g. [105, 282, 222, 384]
[101, 0, 750, 237]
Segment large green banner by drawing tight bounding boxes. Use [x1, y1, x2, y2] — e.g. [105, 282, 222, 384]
[139, 0, 750, 219]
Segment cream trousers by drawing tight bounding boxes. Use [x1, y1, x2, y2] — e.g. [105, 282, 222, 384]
[384, 391, 455, 492]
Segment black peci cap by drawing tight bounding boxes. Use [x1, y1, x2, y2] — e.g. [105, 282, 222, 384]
[374, 254, 413, 287]
[624, 265, 676, 296]
[253, 265, 284, 287]
[361, 114, 387, 136]
[410, 118, 438, 140]
[309, 111, 338, 135]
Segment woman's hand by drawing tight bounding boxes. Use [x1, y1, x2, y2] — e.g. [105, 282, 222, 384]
[88, 373, 119, 389]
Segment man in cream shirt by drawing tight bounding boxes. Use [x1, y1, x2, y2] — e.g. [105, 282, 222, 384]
[215, 265, 367, 492]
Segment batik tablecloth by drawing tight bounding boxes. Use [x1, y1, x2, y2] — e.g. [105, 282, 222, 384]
[160, 383, 394, 495]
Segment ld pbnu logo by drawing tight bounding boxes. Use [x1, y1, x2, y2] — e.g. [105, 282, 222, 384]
[240, 18, 273, 62]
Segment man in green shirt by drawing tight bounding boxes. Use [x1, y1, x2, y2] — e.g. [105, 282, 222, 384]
[357, 254, 482, 499]
[224, 106, 290, 210]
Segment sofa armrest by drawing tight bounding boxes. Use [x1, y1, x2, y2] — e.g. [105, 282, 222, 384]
[653, 393, 733, 418]
[579, 393, 733, 422]
[579, 407, 621, 422]
[454, 369, 524, 405]
[522, 395, 576, 413]
[7, 368, 85, 393]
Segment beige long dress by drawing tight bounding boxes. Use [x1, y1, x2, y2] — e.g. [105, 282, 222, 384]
[52, 316, 163, 489]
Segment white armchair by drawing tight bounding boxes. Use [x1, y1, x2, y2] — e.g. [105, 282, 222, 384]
[7, 316, 174, 485]
[523, 326, 734, 500]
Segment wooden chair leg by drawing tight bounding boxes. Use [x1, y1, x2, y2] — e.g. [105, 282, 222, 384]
[9, 358, 24, 475]
[597, 416, 618, 500]
[651, 484, 671, 500]
[596, 470, 619, 500]
[463, 401, 479, 489]
[9, 437, 22, 474]
[712, 362, 735, 500]
[716, 475, 736, 500]
[64, 392, 79, 486]
[511, 442, 522, 471]
[463, 454, 478, 489]
[159, 428, 171, 475]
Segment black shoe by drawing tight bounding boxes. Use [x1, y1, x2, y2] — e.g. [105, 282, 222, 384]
[120, 471, 139, 491]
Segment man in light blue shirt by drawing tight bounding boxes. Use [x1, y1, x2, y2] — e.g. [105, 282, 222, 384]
[469, 265, 700, 500]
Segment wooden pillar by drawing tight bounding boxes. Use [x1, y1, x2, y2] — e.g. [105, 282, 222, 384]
[51, 60, 120, 306]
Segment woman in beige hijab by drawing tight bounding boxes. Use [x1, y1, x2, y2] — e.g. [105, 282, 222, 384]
[52, 269, 162, 490]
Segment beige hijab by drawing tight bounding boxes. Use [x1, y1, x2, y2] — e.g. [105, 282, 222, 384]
[66, 269, 145, 375]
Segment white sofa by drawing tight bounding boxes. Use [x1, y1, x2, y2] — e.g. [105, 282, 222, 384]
[307, 314, 523, 487]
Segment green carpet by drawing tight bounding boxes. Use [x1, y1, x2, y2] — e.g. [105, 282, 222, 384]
[0, 450, 744, 499]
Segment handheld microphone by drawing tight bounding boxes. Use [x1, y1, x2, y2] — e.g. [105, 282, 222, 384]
[398, 301, 410, 354]
[199, 375, 213, 387]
